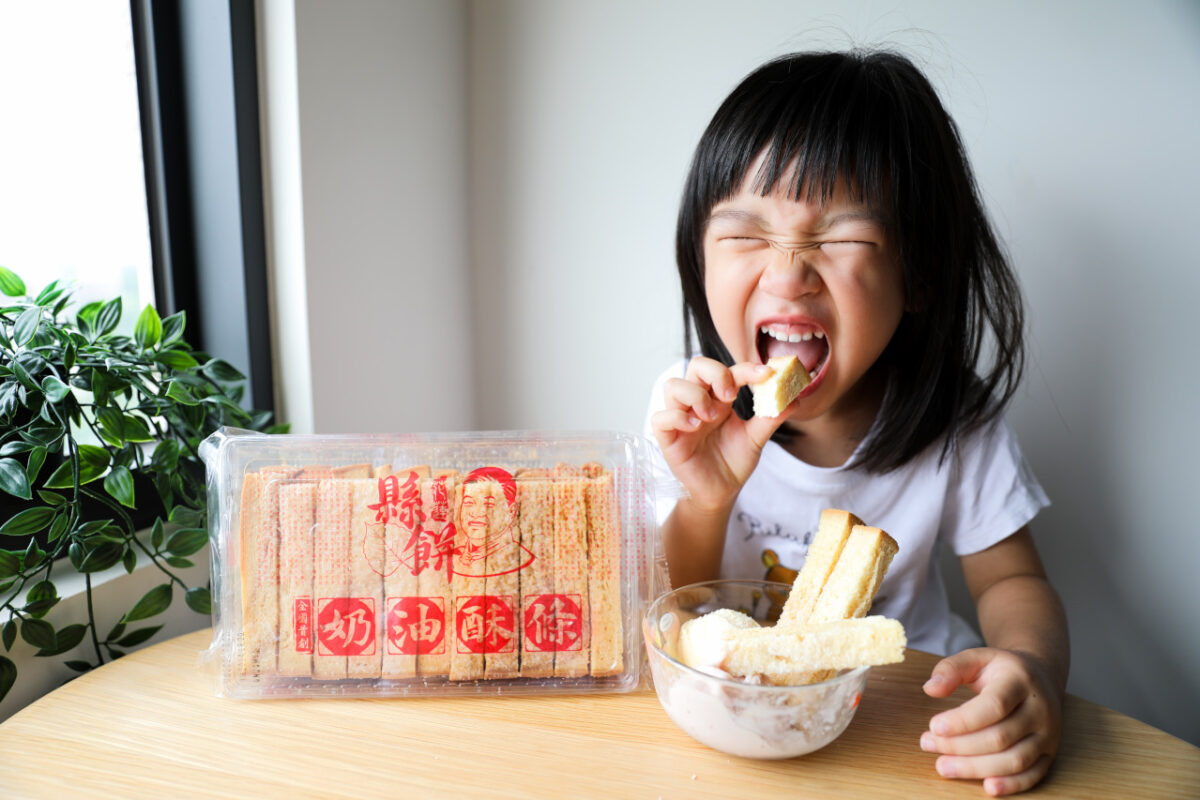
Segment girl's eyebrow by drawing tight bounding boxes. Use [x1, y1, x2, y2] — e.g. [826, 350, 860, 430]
[707, 208, 883, 230]
[706, 208, 766, 226]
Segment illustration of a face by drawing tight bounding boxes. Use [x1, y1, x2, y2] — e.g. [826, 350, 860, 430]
[460, 479, 509, 548]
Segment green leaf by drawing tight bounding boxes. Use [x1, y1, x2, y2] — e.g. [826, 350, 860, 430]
[63, 340, 76, 372]
[165, 527, 207, 558]
[0, 440, 33, 457]
[64, 660, 92, 673]
[36, 623, 88, 656]
[164, 556, 193, 569]
[185, 586, 212, 615]
[0, 266, 26, 297]
[2, 620, 16, 651]
[76, 300, 101, 340]
[167, 504, 204, 528]
[165, 381, 199, 406]
[13, 306, 41, 346]
[123, 584, 172, 622]
[116, 625, 162, 648]
[25, 446, 46, 484]
[160, 310, 186, 345]
[154, 349, 199, 370]
[150, 518, 165, 550]
[40, 375, 71, 403]
[134, 304, 162, 350]
[106, 622, 126, 642]
[123, 548, 137, 574]
[0, 549, 20, 579]
[34, 279, 62, 306]
[77, 542, 124, 573]
[47, 514, 68, 542]
[0, 458, 32, 499]
[23, 579, 60, 619]
[0, 655, 15, 704]
[36, 489, 65, 506]
[20, 618, 55, 650]
[0, 506, 54, 536]
[202, 358, 245, 383]
[103, 465, 136, 508]
[44, 444, 111, 488]
[95, 297, 122, 337]
[120, 414, 154, 442]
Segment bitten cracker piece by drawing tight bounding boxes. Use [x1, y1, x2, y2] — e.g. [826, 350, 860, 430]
[240, 466, 298, 677]
[278, 480, 317, 677]
[553, 465, 591, 678]
[750, 355, 810, 417]
[517, 477, 555, 678]
[808, 525, 898, 624]
[313, 479, 353, 680]
[585, 467, 623, 676]
[777, 509, 861, 628]
[722, 616, 906, 684]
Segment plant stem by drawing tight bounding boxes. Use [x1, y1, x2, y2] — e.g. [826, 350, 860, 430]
[84, 571, 103, 665]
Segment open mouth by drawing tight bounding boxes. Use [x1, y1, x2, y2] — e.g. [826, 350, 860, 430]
[756, 325, 830, 381]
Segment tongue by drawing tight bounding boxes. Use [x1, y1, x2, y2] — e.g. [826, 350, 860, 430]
[765, 337, 827, 372]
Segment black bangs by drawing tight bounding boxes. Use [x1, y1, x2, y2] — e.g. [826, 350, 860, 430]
[693, 52, 899, 221]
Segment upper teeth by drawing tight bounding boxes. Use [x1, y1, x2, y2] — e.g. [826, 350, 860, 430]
[761, 326, 824, 342]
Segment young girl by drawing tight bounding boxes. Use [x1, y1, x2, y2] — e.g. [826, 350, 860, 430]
[646, 50, 1069, 797]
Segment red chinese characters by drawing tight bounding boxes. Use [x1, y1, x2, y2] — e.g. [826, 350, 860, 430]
[316, 597, 377, 656]
[294, 597, 313, 653]
[386, 596, 446, 655]
[523, 594, 583, 653]
[455, 595, 515, 654]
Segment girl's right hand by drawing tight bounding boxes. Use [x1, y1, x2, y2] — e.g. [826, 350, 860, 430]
[650, 356, 793, 514]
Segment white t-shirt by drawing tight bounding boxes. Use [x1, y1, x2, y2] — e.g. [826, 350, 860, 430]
[644, 361, 1049, 656]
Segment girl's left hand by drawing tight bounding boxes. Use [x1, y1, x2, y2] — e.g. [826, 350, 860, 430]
[920, 647, 1064, 796]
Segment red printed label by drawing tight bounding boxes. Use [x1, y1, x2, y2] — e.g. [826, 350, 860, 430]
[455, 595, 516, 654]
[294, 596, 313, 653]
[523, 594, 583, 653]
[316, 597, 377, 656]
[386, 596, 446, 655]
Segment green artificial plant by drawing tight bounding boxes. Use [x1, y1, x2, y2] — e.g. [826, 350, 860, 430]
[0, 266, 284, 703]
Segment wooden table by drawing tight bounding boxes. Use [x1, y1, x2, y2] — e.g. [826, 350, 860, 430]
[1, 630, 1196, 798]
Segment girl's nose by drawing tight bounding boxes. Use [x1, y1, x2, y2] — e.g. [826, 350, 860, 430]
[759, 242, 821, 298]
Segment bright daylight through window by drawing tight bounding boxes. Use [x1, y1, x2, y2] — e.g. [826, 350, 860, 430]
[0, 1, 153, 334]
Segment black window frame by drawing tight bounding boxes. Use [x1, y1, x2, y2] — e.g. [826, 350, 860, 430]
[130, 0, 275, 415]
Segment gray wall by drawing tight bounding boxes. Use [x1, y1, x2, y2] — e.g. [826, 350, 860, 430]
[270, 0, 1200, 743]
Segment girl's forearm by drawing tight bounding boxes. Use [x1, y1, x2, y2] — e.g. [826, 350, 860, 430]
[975, 574, 1071, 692]
[662, 498, 733, 588]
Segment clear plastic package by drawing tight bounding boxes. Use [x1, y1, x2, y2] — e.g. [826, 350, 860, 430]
[199, 427, 665, 698]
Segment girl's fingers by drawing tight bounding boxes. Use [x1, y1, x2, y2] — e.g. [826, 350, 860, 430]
[929, 676, 1026, 737]
[982, 754, 1054, 797]
[933, 734, 1045, 785]
[662, 376, 723, 422]
[729, 361, 774, 388]
[650, 408, 702, 443]
[920, 701, 1035, 756]
[685, 356, 741, 404]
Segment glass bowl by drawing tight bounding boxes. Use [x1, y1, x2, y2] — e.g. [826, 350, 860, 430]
[643, 579, 869, 759]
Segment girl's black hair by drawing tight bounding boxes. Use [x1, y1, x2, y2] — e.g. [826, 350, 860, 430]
[676, 49, 1026, 473]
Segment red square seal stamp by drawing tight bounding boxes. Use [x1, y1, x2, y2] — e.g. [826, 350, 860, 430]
[316, 597, 377, 656]
[455, 595, 516, 654]
[523, 593, 583, 653]
[386, 596, 446, 655]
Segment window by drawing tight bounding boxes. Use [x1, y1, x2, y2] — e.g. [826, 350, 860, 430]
[0, 1, 153, 336]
